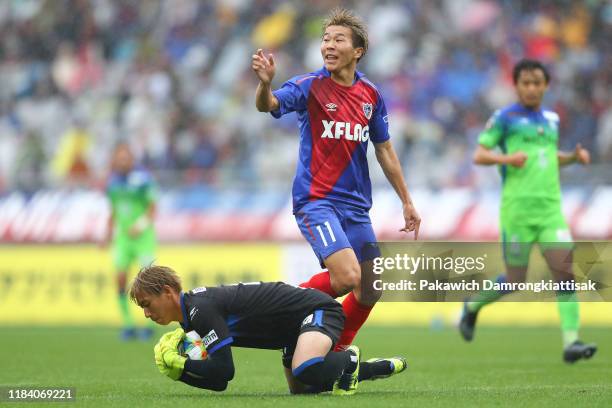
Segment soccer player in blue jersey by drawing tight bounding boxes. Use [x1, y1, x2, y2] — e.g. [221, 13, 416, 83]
[252, 8, 420, 349]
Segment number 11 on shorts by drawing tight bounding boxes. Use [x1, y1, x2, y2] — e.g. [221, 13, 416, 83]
[316, 221, 336, 247]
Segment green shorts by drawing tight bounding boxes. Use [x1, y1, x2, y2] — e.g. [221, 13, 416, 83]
[112, 231, 157, 272]
[501, 212, 574, 267]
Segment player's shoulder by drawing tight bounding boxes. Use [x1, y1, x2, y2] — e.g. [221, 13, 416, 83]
[541, 108, 560, 122]
[187, 286, 209, 296]
[188, 284, 238, 300]
[106, 173, 118, 187]
[105, 172, 123, 191]
[285, 68, 327, 87]
[498, 103, 522, 117]
[489, 103, 523, 124]
[184, 287, 220, 310]
[356, 72, 379, 91]
[357, 72, 383, 99]
[182, 290, 221, 332]
[127, 167, 154, 187]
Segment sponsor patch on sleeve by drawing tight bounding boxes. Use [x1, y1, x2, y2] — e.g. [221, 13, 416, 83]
[202, 329, 219, 347]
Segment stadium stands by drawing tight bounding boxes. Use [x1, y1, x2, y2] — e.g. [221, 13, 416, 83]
[0, 0, 610, 239]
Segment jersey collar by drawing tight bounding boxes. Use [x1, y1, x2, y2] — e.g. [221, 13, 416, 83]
[179, 292, 189, 329]
[514, 102, 543, 115]
[320, 66, 363, 84]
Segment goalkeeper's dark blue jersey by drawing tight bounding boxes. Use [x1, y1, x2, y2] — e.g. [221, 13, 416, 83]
[179, 282, 340, 355]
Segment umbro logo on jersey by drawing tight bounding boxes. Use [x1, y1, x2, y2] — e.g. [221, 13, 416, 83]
[189, 307, 199, 319]
[321, 120, 370, 142]
[325, 103, 337, 112]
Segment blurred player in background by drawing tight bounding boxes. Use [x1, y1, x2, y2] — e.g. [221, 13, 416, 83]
[103, 142, 158, 340]
[130, 265, 407, 395]
[252, 7, 420, 350]
[459, 59, 597, 363]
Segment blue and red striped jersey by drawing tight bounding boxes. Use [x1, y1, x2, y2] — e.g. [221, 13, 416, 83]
[271, 67, 390, 212]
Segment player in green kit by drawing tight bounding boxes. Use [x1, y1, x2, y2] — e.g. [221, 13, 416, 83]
[459, 59, 597, 363]
[103, 142, 158, 340]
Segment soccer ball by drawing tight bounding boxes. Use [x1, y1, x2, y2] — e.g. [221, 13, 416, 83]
[178, 330, 208, 360]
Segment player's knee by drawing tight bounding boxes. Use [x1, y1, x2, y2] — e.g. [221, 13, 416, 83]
[293, 361, 324, 386]
[332, 267, 361, 294]
[345, 269, 361, 292]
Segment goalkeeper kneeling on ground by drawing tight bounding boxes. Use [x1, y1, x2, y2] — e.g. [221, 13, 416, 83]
[130, 265, 407, 395]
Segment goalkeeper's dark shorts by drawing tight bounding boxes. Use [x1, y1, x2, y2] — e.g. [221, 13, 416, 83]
[281, 304, 345, 369]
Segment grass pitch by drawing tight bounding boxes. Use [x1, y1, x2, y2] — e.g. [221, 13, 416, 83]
[1, 326, 610, 407]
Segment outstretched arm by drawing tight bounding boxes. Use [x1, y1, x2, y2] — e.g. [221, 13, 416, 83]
[252, 49, 279, 112]
[374, 140, 420, 239]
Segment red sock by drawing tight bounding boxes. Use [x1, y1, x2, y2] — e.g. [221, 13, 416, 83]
[335, 292, 373, 350]
[299, 271, 338, 298]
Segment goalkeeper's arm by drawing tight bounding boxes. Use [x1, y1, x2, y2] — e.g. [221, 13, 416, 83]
[179, 345, 235, 391]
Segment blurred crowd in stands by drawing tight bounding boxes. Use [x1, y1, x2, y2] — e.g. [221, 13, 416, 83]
[0, 0, 610, 194]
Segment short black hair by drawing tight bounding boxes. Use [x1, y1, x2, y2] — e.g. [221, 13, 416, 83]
[512, 59, 550, 84]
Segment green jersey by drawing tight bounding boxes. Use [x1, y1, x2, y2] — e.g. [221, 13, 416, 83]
[106, 169, 157, 238]
[478, 103, 562, 225]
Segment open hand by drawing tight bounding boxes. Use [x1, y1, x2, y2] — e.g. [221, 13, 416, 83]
[251, 49, 276, 85]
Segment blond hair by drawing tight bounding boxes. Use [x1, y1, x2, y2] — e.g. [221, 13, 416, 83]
[323, 8, 368, 61]
[129, 265, 182, 302]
